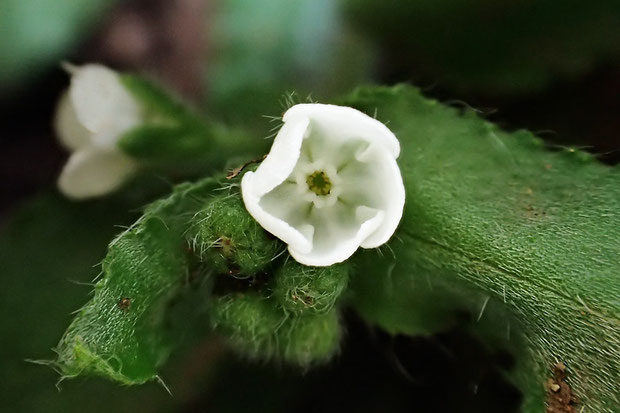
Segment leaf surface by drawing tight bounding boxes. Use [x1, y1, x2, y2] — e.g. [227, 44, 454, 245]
[54, 178, 221, 384]
[343, 85, 620, 412]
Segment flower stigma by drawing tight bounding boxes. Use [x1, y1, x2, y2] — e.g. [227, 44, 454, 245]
[306, 170, 332, 195]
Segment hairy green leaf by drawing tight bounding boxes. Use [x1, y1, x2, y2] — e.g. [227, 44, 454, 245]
[343, 85, 620, 412]
[54, 177, 222, 384]
[0, 194, 197, 412]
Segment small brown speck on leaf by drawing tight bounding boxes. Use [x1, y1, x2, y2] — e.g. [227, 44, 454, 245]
[545, 362, 577, 413]
[118, 297, 131, 312]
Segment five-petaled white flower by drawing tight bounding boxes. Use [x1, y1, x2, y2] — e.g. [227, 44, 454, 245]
[241, 104, 405, 266]
[55, 64, 141, 199]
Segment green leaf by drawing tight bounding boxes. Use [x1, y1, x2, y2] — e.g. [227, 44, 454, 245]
[55, 218, 187, 383]
[54, 177, 222, 384]
[342, 85, 620, 412]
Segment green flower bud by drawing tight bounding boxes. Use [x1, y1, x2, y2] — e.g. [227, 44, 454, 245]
[210, 293, 342, 366]
[187, 195, 282, 277]
[210, 293, 284, 359]
[277, 310, 341, 367]
[272, 261, 350, 314]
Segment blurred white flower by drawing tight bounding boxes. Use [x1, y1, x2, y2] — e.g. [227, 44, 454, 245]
[241, 104, 405, 266]
[55, 64, 141, 199]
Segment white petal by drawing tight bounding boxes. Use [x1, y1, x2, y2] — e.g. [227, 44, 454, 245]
[69, 64, 142, 140]
[57, 148, 137, 200]
[358, 149, 405, 248]
[336, 145, 405, 248]
[289, 205, 384, 266]
[249, 117, 309, 195]
[242, 172, 313, 253]
[54, 91, 91, 150]
[258, 182, 312, 229]
[284, 104, 400, 158]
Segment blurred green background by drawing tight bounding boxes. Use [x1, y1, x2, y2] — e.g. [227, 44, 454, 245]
[1, 0, 619, 411]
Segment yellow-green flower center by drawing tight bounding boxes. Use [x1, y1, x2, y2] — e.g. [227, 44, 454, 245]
[306, 170, 332, 196]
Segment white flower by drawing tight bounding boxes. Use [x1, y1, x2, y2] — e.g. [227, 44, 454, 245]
[55, 64, 141, 199]
[241, 104, 405, 266]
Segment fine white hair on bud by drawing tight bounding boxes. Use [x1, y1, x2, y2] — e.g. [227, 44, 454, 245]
[55, 63, 141, 200]
[241, 103, 405, 266]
